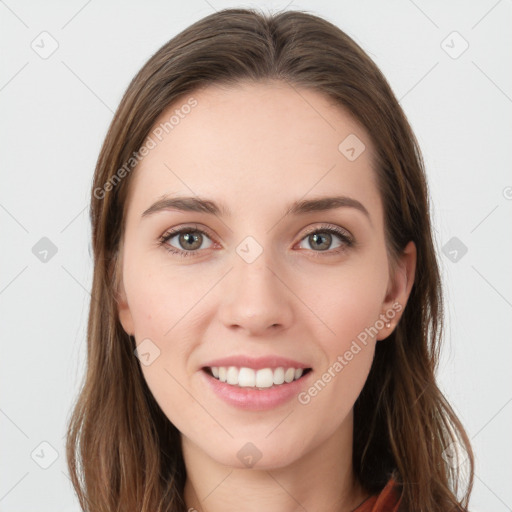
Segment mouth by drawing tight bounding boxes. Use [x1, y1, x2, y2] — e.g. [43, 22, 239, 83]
[202, 366, 313, 390]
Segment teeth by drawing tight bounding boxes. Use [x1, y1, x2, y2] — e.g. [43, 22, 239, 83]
[284, 368, 295, 383]
[238, 367, 255, 387]
[256, 368, 274, 388]
[273, 367, 285, 385]
[226, 366, 238, 385]
[208, 366, 307, 388]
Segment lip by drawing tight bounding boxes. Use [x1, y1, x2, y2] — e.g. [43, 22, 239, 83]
[199, 365, 313, 411]
[201, 355, 311, 371]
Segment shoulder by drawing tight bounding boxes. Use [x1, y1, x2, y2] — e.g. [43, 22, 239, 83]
[352, 478, 402, 512]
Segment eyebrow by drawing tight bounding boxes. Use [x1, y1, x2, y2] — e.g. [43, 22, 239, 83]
[141, 194, 371, 223]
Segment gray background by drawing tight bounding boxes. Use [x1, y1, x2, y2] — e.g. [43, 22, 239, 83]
[1, 0, 511, 510]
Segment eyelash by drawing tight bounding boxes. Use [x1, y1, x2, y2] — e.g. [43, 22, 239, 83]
[158, 224, 355, 258]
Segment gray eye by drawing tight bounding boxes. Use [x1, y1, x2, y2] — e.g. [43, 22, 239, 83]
[168, 230, 213, 251]
[299, 231, 344, 251]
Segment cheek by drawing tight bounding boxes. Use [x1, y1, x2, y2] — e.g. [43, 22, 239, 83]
[296, 258, 388, 349]
[294, 267, 385, 426]
[122, 249, 210, 410]
[124, 249, 209, 337]
[289, 260, 386, 428]
[127, 271, 199, 431]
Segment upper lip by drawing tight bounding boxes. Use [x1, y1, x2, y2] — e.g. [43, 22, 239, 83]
[201, 355, 312, 371]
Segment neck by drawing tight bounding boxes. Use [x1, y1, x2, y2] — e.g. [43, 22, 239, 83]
[182, 414, 368, 512]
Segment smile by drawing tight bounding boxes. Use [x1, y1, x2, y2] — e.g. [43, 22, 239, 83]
[204, 366, 312, 389]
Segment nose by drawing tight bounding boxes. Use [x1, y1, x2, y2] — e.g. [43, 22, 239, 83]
[216, 247, 295, 337]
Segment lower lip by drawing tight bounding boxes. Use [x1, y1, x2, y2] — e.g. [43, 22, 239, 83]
[200, 369, 312, 411]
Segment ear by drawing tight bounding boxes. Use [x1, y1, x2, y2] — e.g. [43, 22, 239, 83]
[117, 279, 135, 336]
[376, 240, 416, 340]
[114, 248, 135, 336]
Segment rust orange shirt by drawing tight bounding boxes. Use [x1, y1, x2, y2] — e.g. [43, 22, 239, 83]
[352, 479, 402, 512]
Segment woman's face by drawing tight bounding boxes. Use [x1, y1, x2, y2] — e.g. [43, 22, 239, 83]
[117, 81, 415, 469]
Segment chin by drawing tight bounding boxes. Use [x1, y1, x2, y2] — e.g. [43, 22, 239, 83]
[201, 435, 306, 470]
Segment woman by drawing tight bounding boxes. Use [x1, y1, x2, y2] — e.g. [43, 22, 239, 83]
[66, 8, 474, 512]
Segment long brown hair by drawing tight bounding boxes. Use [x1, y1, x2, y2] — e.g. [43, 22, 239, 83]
[66, 7, 474, 511]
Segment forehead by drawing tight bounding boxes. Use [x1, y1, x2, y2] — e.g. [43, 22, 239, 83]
[127, 80, 382, 223]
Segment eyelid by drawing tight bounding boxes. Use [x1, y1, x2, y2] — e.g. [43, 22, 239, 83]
[299, 223, 353, 241]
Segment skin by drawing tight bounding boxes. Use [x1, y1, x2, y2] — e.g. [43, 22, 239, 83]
[116, 80, 416, 512]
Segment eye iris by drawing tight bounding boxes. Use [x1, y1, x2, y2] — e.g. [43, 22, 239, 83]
[179, 231, 202, 250]
[310, 232, 331, 251]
